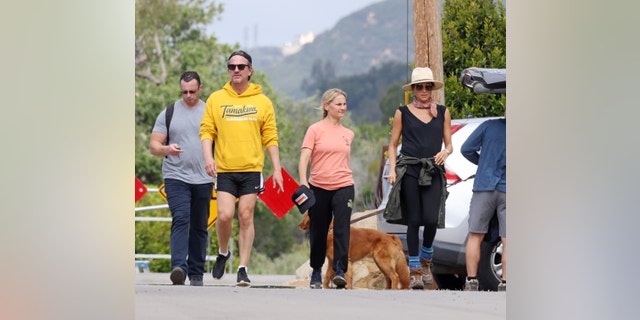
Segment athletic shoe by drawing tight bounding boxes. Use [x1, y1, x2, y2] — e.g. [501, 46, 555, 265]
[464, 278, 479, 291]
[236, 267, 251, 287]
[332, 268, 347, 289]
[211, 253, 229, 279]
[310, 269, 322, 289]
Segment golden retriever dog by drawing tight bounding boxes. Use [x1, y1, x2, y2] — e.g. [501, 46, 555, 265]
[299, 213, 410, 290]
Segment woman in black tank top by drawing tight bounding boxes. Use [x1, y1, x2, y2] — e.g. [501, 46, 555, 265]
[386, 67, 453, 290]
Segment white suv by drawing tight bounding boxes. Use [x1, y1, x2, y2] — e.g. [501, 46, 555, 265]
[376, 67, 505, 290]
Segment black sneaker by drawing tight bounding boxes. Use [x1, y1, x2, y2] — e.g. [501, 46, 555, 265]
[332, 268, 347, 289]
[211, 253, 229, 279]
[310, 269, 322, 289]
[170, 267, 185, 285]
[236, 267, 251, 287]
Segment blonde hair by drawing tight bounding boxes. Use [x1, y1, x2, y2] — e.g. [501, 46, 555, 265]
[321, 88, 347, 118]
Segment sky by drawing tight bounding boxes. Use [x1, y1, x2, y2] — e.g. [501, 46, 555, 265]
[211, 0, 385, 48]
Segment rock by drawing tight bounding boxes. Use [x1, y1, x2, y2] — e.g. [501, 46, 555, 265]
[350, 257, 388, 289]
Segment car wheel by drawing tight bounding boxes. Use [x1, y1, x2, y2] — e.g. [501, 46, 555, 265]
[477, 240, 502, 291]
[433, 273, 466, 290]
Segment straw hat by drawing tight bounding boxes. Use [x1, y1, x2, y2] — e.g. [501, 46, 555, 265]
[402, 67, 444, 91]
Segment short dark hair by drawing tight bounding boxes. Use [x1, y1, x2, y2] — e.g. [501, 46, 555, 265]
[180, 71, 201, 85]
[228, 50, 252, 65]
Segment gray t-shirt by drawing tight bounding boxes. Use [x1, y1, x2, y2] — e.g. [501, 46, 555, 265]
[152, 99, 212, 184]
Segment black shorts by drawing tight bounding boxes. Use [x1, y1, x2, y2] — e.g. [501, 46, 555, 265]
[215, 172, 264, 197]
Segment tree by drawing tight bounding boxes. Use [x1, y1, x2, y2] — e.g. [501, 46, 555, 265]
[441, 0, 506, 118]
[135, 0, 223, 84]
[378, 82, 406, 125]
[301, 59, 336, 97]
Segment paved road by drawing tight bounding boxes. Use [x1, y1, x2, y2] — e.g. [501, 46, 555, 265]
[136, 272, 505, 319]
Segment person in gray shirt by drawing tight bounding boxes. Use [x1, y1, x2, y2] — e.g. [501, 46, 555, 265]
[149, 71, 213, 286]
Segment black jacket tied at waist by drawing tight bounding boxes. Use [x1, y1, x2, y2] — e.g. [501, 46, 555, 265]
[383, 153, 448, 228]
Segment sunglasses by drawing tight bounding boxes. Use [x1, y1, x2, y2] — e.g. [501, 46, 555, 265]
[181, 90, 197, 95]
[414, 83, 434, 91]
[227, 64, 249, 71]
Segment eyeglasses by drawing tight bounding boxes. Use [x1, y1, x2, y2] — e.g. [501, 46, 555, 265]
[414, 83, 434, 91]
[413, 83, 433, 91]
[227, 64, 249, 71]
[181, 90, 197, 95]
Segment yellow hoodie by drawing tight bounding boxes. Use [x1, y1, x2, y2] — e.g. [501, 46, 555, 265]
[200, 82, 279, 172]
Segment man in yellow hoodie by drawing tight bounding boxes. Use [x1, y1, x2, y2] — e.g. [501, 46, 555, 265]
[200, 50, 284, 287]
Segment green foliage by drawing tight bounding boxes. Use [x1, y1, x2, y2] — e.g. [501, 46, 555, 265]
[347, 121, 391, 211]
[301, 59, 336, 97]
[442, 0, 506, 118]
[253, 204, 295, 260]
[378, 82, 406, 125]
[134, 186, 172, 272]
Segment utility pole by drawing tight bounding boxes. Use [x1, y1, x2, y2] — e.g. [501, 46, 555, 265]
[413, 0, 444, 105]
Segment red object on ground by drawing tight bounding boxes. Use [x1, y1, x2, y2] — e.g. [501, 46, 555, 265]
[258, 168, 299, 218]
[135, 177, 147, 202]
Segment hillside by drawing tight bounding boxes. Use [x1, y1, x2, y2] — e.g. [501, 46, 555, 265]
[252, 0, 416, 100]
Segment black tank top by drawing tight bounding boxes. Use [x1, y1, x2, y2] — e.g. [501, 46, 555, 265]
[399, 104, 445, 177]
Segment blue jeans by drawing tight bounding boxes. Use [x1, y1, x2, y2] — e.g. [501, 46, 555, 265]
[164, 178, 213, 278]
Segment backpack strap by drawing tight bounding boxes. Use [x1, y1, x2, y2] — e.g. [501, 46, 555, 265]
[164, 103, 175, 158]
[164, 102, 214, 159]
[165, 103, 175, 145]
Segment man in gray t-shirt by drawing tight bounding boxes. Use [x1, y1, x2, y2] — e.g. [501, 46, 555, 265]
[149, 71, 213, 286]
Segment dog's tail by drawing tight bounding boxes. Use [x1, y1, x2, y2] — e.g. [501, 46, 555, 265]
[298, 212, 310, 231]
[392, 235, 411, 289]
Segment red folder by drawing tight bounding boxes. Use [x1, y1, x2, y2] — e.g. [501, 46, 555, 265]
[258, 168, 299, 218]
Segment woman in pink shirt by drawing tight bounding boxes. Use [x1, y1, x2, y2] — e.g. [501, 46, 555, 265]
[298, 88, 355, 289]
